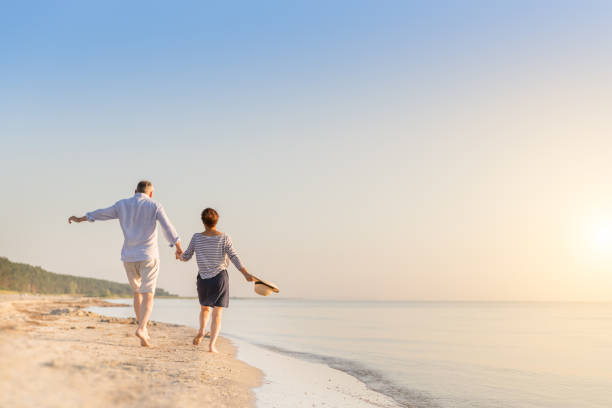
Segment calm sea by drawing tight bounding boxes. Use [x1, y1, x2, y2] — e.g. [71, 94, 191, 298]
[91, 299, 612, 408]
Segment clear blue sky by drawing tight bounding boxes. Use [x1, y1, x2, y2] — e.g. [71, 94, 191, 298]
[2, 1, 612, 300]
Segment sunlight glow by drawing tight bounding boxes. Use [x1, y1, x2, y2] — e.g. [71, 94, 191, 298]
[587, 220, 612, 254]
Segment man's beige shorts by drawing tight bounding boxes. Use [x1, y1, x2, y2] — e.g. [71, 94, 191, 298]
[123, 259, 159, 294]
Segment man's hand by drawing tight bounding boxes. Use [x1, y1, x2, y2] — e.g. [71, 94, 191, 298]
[68, 216, 87, 224]
[175, 248, 183, 260]
[174, 241, 184, 260]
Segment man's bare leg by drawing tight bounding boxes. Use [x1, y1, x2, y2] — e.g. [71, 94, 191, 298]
[193, 306, 211, 345]
[209, 307, 223, 353]
[132, 292, 151, 339]
[132, 292, 142, 322]
[135, 292, 153, 347]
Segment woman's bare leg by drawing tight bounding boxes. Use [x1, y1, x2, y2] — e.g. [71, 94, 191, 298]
[193, 306, 211, 345]
[209, 307, 224, 353]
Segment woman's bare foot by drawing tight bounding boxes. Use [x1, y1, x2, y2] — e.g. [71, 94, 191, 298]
[193, 333, 204, 345]
[135, 328, 151, 347]
[209, 344, 219, 353]
[143, 329, 151, 341]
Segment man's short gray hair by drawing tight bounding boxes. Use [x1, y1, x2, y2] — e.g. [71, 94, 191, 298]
[136, 180, 153, 193]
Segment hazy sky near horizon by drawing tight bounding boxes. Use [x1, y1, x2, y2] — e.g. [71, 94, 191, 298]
[2, 1, 612, 300]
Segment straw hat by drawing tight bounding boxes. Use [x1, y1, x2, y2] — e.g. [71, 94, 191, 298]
[252, 276, 279, 296]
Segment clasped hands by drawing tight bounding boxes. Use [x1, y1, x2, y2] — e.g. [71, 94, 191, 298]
[175, 247, 183, 260]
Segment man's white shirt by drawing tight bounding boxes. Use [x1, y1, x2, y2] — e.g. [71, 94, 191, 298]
[86, 193, 179, 262]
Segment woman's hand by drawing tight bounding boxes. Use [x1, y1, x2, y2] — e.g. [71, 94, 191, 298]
[240, 269, 255, 282]
[175, 248, 183, 260]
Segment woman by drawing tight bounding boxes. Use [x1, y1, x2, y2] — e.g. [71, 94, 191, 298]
[180, 208, 255, 353]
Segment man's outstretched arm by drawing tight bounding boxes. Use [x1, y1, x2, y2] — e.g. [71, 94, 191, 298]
[68, 203, 118, 224]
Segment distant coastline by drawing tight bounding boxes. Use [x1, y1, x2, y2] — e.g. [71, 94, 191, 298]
[0, 256, 177, 297]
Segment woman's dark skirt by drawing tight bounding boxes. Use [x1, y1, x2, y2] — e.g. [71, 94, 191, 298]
[196, 270, 229, 308]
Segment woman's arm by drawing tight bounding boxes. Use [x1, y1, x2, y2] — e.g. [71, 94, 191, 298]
[180, 236, 195, 262]
[238, 266, 255, 282]
[224, 235, 254, 281]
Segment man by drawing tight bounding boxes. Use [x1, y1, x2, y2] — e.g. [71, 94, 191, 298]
[68, 180, 183, 347]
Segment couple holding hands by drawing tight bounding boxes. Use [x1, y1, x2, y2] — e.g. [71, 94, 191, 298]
[68, 180, 254, 351]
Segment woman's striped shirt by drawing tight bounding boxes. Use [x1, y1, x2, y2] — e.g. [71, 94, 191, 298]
[181, 232, 245, 279]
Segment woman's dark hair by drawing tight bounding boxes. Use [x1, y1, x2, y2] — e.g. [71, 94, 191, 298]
[201, 208, 219, 228]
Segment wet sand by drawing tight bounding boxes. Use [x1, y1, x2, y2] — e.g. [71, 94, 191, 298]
[0, 295, 262, 408]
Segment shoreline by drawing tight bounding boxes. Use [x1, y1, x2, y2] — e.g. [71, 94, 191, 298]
[89, 297, 406, 408]
[232, 337, 404, 408]
[0, 294, 262, 408]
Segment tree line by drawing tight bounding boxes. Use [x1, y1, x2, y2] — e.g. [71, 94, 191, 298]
[0, 257, 175, 297]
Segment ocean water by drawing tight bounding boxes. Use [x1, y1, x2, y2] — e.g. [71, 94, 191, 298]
[90, 299, 612, 408]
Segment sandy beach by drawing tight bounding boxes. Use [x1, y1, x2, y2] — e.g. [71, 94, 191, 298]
[0, 295, 262, 408]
